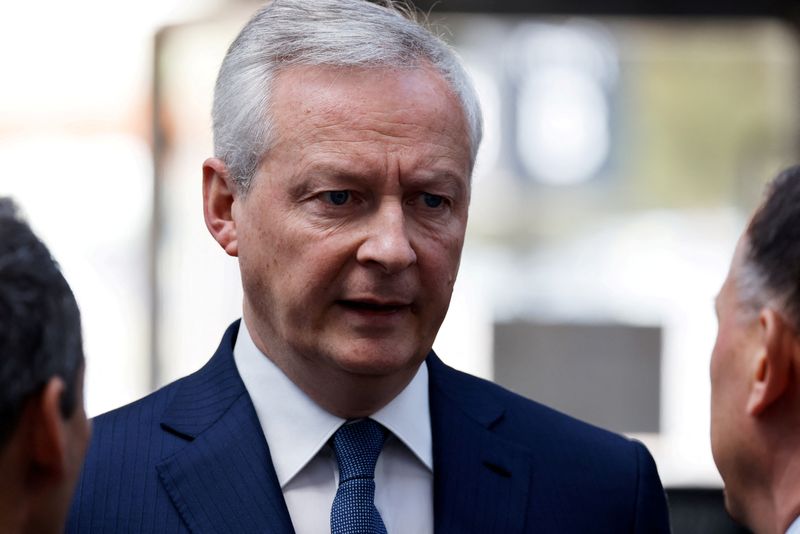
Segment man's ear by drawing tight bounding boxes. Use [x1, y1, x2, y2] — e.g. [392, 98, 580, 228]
[203, 157, 239, 257]
[28, 377, 69, 483]
[747, 308, 794, 416]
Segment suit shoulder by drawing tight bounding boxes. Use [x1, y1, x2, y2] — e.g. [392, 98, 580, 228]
[92, 373, 187, 429]
[91, 321, 242, 431]
[429, 357, 670, 531]
[433, 359, 645, 458]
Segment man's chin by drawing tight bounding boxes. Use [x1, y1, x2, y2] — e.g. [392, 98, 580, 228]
[328, 345, 428, 378]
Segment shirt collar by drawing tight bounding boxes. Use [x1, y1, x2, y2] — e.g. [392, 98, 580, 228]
[787, 516, 800, 534]
[233, 318, 432, 488]
[372, 362, 432, 472]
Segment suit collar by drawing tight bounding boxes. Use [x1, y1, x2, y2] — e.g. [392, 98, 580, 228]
[157, 320, 295, 534]
[427, 353, 531, 534]
[159, 321, 247, 439]
[427, 352, 505, 428]
[155, 326, 531, 534]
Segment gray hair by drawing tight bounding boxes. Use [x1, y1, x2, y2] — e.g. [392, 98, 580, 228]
[734, 166, 800, 332]
[735, 242, 798, 335]
[212, 0, 483, 192]
[735, 254, 776, 320]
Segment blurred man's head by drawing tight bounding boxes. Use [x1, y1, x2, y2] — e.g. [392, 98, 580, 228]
[711, 166, 800, 534]
[0, 198, 90, 533]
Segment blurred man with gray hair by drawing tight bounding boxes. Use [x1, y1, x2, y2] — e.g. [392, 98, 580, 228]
[711, 166, 800, 534]
[0, 198, 90, 533]
[68, 1, 670, 532]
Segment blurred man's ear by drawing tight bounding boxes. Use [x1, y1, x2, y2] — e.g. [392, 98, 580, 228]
[747, 308, 794, 416]
[203, 157, 239, 257]
[28, 377, 70, 483]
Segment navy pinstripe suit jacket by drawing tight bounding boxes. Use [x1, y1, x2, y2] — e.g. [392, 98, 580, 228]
[67, 321, 671, 533]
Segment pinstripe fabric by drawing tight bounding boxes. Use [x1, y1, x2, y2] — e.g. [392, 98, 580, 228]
[427, 355, 671, 534]
[67, 321, 670, 533]
[67, 322, 294, 534]
[69, 369, 188, 533]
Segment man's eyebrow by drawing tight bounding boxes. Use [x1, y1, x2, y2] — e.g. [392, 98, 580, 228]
[303, 162, 469, 184]
[287, 171, 366, 198]
[302, 162, 375, 181]
[404, 171, 468, 194]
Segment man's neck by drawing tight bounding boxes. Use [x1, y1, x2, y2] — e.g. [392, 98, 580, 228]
[0, 444, 30, 533]
[0, 482, 27, 534]
[267, 356, 419, 419]
[241, 314, 422, 419]
[776, 481, 800, 534]
[764, 445, 800, 534]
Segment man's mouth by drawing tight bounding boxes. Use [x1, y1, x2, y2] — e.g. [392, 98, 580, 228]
[337, 299, 411, 314]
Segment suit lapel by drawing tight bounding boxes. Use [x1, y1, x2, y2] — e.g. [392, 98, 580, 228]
[428, 354, 531, 534]
[156, 322, 295, 534]
[150, 327, 531, 533]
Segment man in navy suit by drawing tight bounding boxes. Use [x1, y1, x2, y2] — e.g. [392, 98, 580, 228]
[68, 1, 671, 532]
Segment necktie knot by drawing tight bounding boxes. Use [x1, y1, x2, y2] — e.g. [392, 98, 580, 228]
[330, 418, 388, 534]
[332, 419, 387, 482]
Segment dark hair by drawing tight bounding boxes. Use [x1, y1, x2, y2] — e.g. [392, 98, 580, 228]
[745, 165, 800, 331]
[0, 198, 84, 448]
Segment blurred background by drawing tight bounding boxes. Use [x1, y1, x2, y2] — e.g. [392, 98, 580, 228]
[2, 0, 799, 530]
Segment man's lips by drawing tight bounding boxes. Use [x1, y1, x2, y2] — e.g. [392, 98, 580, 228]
[336, 299, 412, 314]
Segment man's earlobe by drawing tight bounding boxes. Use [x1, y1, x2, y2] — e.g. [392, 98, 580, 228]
[29, 377, 69, 482]
[747, 308, 792, 416]
[203, 158, 239, 257]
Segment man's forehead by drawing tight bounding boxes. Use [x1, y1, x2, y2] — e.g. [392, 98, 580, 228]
[270, 64, 461, 119]
[266, 64, 473, 172]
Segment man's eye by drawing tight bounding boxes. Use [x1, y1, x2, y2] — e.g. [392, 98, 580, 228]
[422, 193, 444, 208]
[322, 191, 350, 205]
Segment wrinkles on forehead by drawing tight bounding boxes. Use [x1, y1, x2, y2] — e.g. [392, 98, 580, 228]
[264, 65, 472, 181]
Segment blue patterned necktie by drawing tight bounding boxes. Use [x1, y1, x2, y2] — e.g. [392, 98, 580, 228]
[330, 418, 388, 534]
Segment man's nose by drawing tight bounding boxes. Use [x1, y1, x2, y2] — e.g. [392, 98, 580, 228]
[356, 201, 417, 274]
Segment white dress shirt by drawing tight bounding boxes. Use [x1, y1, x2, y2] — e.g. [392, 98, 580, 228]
[787, 516, 800, 534]
[233, 319, 434, 534]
